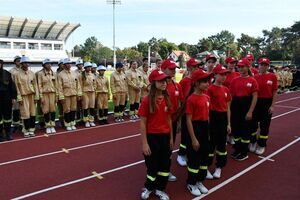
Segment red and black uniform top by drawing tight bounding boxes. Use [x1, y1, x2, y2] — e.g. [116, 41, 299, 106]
[223, 71, 240, 89]
[167, 80, 184, 122]
[186, 93, 210, 121]
[254, 73, 278, 99]
[207, 84, 232, 112]
[230, 76, 259, 97]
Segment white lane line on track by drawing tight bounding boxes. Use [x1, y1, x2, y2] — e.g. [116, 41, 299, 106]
[258, 156, 275, 162]
[192, 137, 300, 200]
[0, 120, 139, 145]
[275, 96, 300, 104]
[0, 134, 140, 167]
[11, 149, 179, 200]
[275, 105, 300, 109]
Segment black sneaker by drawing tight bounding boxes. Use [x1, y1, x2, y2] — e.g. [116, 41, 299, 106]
[231, 151, 240, 159]
[234, 154, 248, 161]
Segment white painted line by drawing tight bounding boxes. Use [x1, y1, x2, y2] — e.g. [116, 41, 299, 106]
[193, 137, 300, 200]
[271, 108, 300, 119]
[0, 134, 140, 167]
[0, 120, 139, 145]
[275, 105, 299, 109]
[275, 96, 300, 104]
[12, 149, 179, 200]
[258, 156, 275, 162]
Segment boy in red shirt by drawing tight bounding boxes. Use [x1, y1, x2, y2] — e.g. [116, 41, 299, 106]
[207, 65, 232, 179]
[139, 69, 173, 200]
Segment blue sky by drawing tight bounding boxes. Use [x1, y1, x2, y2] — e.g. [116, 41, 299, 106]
[1, 0, 299, 50]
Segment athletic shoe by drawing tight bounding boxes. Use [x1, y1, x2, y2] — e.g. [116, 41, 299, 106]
[155, 190, 170, 200]
[177, 155, 187, 166]
[196, 182, 209, 194]
[29, 132, 35, 137]
[187, 184, 201, 196]
[227, 135, 235, 145]
[85, 122, 90, 128]
[46, 128, 51, 134]
[213, 168, 221, 179]
[134, 114, 139, 119]
[129, 115, 135, 120]
[255, 146, 265, 155]
[231, 151, 240, 159]
[249, 143, 256, 153]
[168, 172, 177, 182]
[114, 118, 119, 123]
[141, 188, 152, 200]
[235, 154, 249, 161]
[24, 132, 30, 138]
[66, 126, 72, 131]
[50, 127, 56, 133]
[71, 125, 76, 130]
[89, 122, 96, 127]
[120, 118, 125, 122]
[206, 170, 214, 180]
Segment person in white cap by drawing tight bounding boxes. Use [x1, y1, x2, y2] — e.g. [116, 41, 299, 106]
[56, 59, 65, 127]
[10, 56, 22, 130]
[80, 62, 97, 127]
[14, 56, 39, 137]
[96, 65, 110, 125]
[36, 59, 57, 134]
[91, 63, 98, 75]
[56, 59, 65, 74]
[57, 58, 82, 131]
[74, 59, 84, 125]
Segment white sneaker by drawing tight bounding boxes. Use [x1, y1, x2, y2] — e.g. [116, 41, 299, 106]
[249, 143, 256, 153]
[155, 190, 170, 200]
[213, 168, 221, 179]
[206, 170, 213, 180]
[85, 122, 90, 128]
[187, 184, 201, 196]
[29, 132, 35, 137]
[227, 135, 235, 145]
[141, 188, 152, 200]
[177, 155, 187, 166]
[66, 126, 72, 131]
[134, 114, 139, 119]
[255, 146, 265, 155]
[120, 118, 124, 122]
[46, 128, 51, 134]
[196, 182, 208, 194]
[24, 132, 30, 138]
[89, 122, 96, 127]
[168, 172, 177, 182]
[129, 115, 135, 120]
[71, 125, 76, 130]
[50, 127, 56, 133]
[114, 118, 119, 123]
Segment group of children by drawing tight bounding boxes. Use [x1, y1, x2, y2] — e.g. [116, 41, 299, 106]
[138, 54, 278, 199]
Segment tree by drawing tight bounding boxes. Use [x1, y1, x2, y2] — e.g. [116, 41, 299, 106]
[136, 42, 149, 57]
[118, 48, 142, 61]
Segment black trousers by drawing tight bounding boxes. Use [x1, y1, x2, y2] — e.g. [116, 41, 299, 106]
[186, 121, 209, 185]
[231, 96, 253, 155]
[0, 92, 12, 137]
[208, 111, 228, 168]
[144, 134, 170, 191]
[178, 114, 187, 156]
[250, 98, 273, 147]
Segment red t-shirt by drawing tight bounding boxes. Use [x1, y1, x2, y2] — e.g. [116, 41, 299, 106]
[254, 73, 278, 98]
[223, 71, 240, 88]
[167, 80, 184, 121]
[179, 77, 192, 98]
[230, 76, 259, 97]
[138, 96, 171, 134]
[251, 67, 259, 76]
[186, 93, 210, 121]
[207, 84, 232, 112]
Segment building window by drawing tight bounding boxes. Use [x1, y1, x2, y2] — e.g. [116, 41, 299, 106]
[41, 43, 52, 50]
[13, 42, 26, 49]
[28, 43, 39, 50]
[54, 44, 63, 50]
[0, 41, 11, 49]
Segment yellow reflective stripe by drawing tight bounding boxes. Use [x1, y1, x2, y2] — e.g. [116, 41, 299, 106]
[180, 144, 187, 149]
[59, 95, 65, 100]
[241, 139, 250, 144]
[199, 166, 208, 170]
[234, 137, 241, 142]
[251, 132, 257, 136]
[157, 171, 169, 177]
[147, 175, 156, 181]
[3, 119, 12, 123]
[0, 120, 3, 125]
[187, 167, 199, 174]
[17, 95, 22, 101]
[259, 135, 269, 139]
[209, 153, 214, 157]
[216, 150, 227, 156]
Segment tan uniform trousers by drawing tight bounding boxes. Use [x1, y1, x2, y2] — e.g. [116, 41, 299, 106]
[63, 96, 77, 113]
[128, 88, 141, 104]
[41, 93, 56, 114]
[20, 94, 36, 119]
[113, 92, 126, 106]
[97, 93, 109, 109]
[82, 92, 95, 109]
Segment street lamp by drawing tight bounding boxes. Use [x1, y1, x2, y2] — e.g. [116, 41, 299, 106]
[107, 0, 121, 68]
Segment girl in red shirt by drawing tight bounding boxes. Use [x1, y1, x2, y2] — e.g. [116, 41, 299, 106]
[250, 58, 278, 155]
[230, 58, 258, 161]
[207, 65, 232, 179]
[138, 69, 173, 200]
[185, 69, 212, 196]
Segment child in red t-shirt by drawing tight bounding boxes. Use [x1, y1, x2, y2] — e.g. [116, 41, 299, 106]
[138, 69, 173, 200]
[185, 69, 212, 196]
[207, 65, 232, 179]
[230, 58, 258, 161]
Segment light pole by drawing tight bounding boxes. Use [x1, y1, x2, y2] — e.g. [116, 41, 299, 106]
[107, 0, 121, 68]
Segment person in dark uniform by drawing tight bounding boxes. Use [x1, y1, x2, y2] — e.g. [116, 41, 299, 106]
[0, 59, 17, 141]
